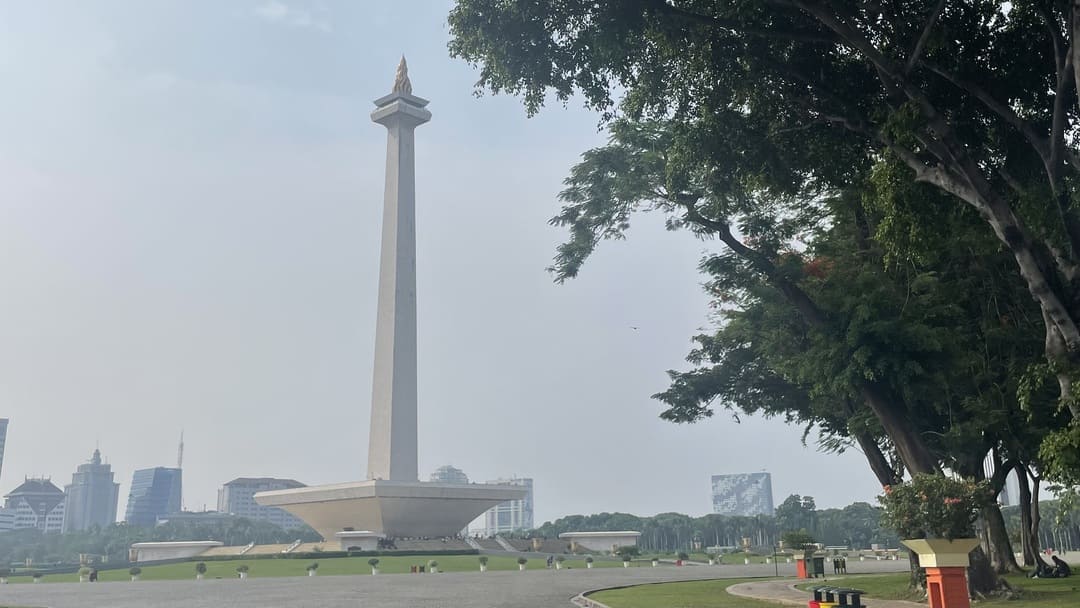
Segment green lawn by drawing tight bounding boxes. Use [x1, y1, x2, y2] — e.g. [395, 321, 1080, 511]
[7, 554, 642, 583]
[798, 572, 1079, 607]
[588, 578, 782, 608]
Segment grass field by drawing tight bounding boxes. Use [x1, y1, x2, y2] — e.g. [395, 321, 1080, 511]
[588, 578, 780, 608]
[803, 572, 1080, 608]
[5, 554, 646, 584]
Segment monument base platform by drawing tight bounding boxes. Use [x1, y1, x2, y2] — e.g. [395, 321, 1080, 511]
[254, 480, 526, 540]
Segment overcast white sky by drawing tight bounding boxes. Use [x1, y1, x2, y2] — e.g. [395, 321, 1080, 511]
[0, 0, 887, 526]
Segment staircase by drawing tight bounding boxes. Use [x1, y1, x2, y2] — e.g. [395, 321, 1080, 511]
[495, 536, 517, 552]
[463, 537, 483, 551]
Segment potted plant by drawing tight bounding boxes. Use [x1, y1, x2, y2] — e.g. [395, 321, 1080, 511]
[32, 572, 43, 583]
[622, 556, 631, 568]
[129, 566, 142, 582]
[306, 562, 319, 577]
[78, 567, 92, 583]
[585, 556, 594, 569]
[555, 555, 566, 570]
[0, 567, 10, 584]
[881, 474, 993, 574]
[236, 564, 250, 580]
[517, 556, 528, 571]
[195, 562, 207, 580]
[478, 555, 489, 572]
[677, 551, 689, 566]
[368, 558, 380, 575]
[650, 556, 659, 567]
[427, 560, 438, 574]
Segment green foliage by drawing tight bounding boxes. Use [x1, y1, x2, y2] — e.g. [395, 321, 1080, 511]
[306, 562, 319, 571]
[128, 567, 141, 576]
[195, 562, 207, 574]
[616, 545, 640, 559]
[1038, 422, 1080, 486]
[478, 556, 488, 565]
[427, 560, 438, 569]
[676, 551, 689, 561]
[77, 567, 91, 576]
[781, 530, 816, 552]
[366, 558, 378, 567]
[879, 474, 995, 540]
[516, 557, 527, 565]
[585, 556, 594, 563]
[235, 564, 249, 573]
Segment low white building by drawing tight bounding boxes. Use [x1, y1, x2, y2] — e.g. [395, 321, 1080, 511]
[129, 541, 223, 563]
[558, 531, 642, 553]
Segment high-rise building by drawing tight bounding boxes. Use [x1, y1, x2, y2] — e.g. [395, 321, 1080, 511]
[429, 465, 469, 484]
[711, 472, 774, 516]
[217, 478, 306, 529]
[125, 467, 182, 527]
[0, 418, 9, 484]
[3, 477, 66, 532]
[63, 448, 120, 532]
[483, 477, 533, 535]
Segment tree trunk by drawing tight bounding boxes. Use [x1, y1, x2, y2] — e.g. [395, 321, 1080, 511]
[1031, 474, 1043, 557]
[852, 430, 901, 486]
[967, 546, 1010, 597]
[981, 503, 1022, 573]
[1016, 464, 1037, 566]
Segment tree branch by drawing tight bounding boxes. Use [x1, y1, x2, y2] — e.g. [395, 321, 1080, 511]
[905, 0, 947, 74]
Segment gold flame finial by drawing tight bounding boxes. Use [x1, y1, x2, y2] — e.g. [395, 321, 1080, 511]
[393, 56, 412, 94]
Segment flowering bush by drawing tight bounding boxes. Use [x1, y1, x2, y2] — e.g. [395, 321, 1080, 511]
[879, 474, 994, 540]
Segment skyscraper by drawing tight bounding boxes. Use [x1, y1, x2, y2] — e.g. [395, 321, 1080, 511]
[125, 467, 181, 527]
[3, 478, 66, 532]
[711, 472, 774, 516]
[0, 418, 9, 483]
[63, 448, 120, 532]
[217, 478, 306, 529]
[483, 477, 533, 535]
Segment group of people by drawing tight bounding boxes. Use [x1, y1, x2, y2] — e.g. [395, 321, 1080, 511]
[1029, 554, 1072, 579]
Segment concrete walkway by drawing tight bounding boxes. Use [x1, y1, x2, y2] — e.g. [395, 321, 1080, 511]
[727, 578, 926, 608]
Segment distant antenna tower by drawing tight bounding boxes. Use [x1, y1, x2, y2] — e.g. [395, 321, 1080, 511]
[177, 430, 184, 469]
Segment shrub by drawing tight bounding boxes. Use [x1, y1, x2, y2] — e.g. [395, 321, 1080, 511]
[677, 552, 689, 561]
[615, 545, 640, 559]
[478, 556, 489, 565]
[782, 530, 817, 553]
[129, 567, 142, 576]
[368, 558, 380, 567]
[195, 562, 207, 574]
[879, 474, 994, 539]
[584, 556, 594, 563]
[517, 557, 528, 565]
[428, 560, 438, 569]
[555, 555, 565, 562]
[236, 565, 250, 573]
[306, 562, 319, 571]
[78, 567, 92, 576]
[32, 573, 42, 580]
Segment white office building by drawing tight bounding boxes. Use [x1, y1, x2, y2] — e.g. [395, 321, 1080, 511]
[218, 478, 307, 530]
[482, 477, 533, 535]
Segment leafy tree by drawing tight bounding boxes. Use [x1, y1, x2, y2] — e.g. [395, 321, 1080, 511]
[448, 0, 1080, 488]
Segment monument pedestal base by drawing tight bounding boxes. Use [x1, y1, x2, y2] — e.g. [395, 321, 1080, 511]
[255, 480, 525, 540]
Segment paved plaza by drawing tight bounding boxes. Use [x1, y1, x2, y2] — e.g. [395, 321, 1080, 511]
[0, 560, 910, 608]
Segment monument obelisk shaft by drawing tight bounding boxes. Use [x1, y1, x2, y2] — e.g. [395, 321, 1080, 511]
[367, 58, 430, 482]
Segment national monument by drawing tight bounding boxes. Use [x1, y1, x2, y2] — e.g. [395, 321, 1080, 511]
[255, 59, 525, 542]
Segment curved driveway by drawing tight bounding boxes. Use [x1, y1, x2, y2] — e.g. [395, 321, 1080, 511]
[0, 560, 909, 608]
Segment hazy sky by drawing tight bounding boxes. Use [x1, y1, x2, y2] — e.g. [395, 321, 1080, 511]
[0, 0, 887, 527]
